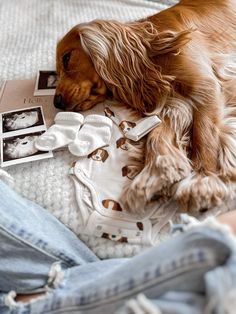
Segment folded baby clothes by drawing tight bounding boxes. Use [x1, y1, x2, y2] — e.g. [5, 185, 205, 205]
[69, 101, 177, 245]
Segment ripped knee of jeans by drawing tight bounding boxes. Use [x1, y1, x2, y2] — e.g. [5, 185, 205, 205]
[4, 291, 17, 308]
[46, 261, 64, 290]
[3, 261, 64, 309]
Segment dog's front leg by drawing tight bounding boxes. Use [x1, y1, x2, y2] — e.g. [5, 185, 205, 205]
[176, 100, 229, 212]
[121, 115, 192, 214]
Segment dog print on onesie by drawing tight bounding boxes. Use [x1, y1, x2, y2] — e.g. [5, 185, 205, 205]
[88, 148, 109, 162]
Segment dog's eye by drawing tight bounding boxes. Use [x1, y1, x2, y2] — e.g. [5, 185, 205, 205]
[91, 84, 97, 94]
[62, 52, 71, 70]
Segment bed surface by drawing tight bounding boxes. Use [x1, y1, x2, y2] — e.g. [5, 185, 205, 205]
[1, 0, 232, 258]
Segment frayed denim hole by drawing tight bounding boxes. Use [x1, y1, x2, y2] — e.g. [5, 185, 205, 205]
[4, 291, 17, 309]
[46, 262, 64, 291]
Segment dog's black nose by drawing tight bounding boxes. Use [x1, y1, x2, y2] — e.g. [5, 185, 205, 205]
[54, 94, 66, 110]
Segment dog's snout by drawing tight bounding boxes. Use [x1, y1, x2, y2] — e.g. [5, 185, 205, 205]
[54, 94, 66, 110]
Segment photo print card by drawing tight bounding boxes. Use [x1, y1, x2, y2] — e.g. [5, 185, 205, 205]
[0, 106, 53, 167]
[0, 78, 59, 128]
[34, 70, 58, 96]
[1, 106, 45, 136]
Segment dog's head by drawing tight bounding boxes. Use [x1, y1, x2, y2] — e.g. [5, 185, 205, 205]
[55, 24, 108, 112]
[88, 148, 109, 162]
[122, 165, 138, 180]
[102, 233, 128, 243]
[119, 120, 136, 133]
[116, 137, 129, 150]
[55, 20, 192, 113]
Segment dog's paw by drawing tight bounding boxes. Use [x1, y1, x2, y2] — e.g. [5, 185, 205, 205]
[154, 154, 191, 195]
[121, 154, 191, 214]
[175, 173, 229, 213]
[120, 166, 153, 214]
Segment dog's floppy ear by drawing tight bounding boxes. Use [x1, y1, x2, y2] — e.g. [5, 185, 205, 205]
[148, 29, 194, 56]
[101, 149, 109, 162]
[88, 149, 97, 159]
[78, 20, 190, 114]
[78, 20, 174, 113]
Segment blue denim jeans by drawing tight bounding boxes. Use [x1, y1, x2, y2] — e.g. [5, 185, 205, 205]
[0, 180, 236, 314]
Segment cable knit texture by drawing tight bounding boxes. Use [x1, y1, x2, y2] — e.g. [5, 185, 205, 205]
[0, 0, 185, 259]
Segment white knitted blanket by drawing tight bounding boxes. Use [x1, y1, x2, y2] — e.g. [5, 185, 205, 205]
[1, 0, 230, 258]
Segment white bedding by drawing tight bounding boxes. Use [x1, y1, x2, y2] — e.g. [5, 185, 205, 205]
[0, 0, 231, 258]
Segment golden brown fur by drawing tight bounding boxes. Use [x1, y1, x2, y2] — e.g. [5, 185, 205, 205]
[55, 0, 236, 213]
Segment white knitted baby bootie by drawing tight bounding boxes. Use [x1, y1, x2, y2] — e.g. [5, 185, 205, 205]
[35, 112, 84, 151]
[68, 115, 113, 156]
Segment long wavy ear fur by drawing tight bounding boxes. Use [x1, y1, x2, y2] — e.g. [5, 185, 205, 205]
[148, 28, 193, 56]
[78, 20, 192, 113]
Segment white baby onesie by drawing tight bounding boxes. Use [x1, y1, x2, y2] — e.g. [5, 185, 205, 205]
[69, 101, 177, 245]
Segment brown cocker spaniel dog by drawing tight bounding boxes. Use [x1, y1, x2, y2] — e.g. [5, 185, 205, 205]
[55, 0, 236, 213]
